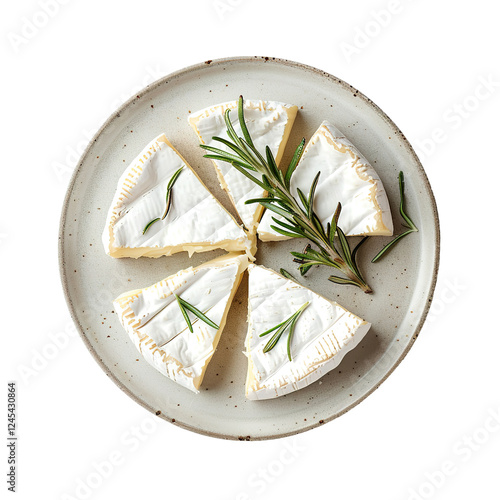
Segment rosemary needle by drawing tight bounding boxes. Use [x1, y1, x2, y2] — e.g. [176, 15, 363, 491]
[175, 294, 193, 332]
[279, 268, 297, 281]
[162, 167, 183, 220]
[143, 167, 184, 234]
[142, 218, 160, 235]
[260, 302, 309, 361]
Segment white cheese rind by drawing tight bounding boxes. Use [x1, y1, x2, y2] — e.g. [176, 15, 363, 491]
[258, 121, 393, 240]
[113, 253, 249, 393]
[189, 99, 298, 233]
[245, 265, 371, 400]
[102, 134, 253, 259]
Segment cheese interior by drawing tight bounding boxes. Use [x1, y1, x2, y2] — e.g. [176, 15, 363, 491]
[114, 253, 249, 393]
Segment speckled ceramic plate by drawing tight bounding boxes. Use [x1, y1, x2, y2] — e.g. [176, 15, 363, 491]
[59, 57, 439, 440]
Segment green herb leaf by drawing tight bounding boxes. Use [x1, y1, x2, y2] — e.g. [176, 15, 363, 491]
[259, 320, 287, 338]
[143, 218, 160, 235]
[238, 95, 255, 148]
[162, 168, 183, 220]
[328, 275, 361, 286]
[174, 294, 219, 331]
[351, 236, 368, 262]
[271, 216, 307, 237]
[296, 188, 309, 215]
[292, 244, 314, 275]
[299, 265, 312, 276]
[328, 202, 341, 248]
[262, 321, 290, 352]
[371, 229, 415, 262]
[207, 136, 257, 168]
[227, 161, 268, 191]
[142, 167, 184, 230]
[260, 302, 309, 360]
[350, 236, 369, 278]
[203, 154, 257, 171]
[312, 213, 326, 237]
[161, 191, 172, 221]
[266, 146, 281, 180]
[245, 197, 282, 206]
[202, 146, 256, 170]
[167, 166, 183, 191]
[270, 225, 303, 239]
[285, 138, 306, 188]
[287, 314, 301, 361]
[241, 137, 268, 169]
[279, 268, 297, 281]
[175, 294, 193, 333]
[307, 171, 321, 220]
[290, 250, 312, 261]
[399, 172, 416, 229]
[337, 226, 353, 268]
[259, 201, 296, 221]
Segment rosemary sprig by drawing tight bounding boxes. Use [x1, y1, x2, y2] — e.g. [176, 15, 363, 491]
[143, 167, 183, 234]
[371, 171, 418, 262]
[259, 302, 309, 361]
[174, 294, 219, 333]
[200, 96, 372, 293]
[279, 268, 297, 281]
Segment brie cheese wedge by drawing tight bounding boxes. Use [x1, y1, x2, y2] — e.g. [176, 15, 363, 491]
[258, 120, 393, 241]
[102, 134, 253, 259]
[189, 99, 298, 233]
[245, 264, 371, 400]
[113, 253, 249, 393]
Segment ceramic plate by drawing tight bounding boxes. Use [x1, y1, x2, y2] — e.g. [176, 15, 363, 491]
[59, 57, 439, 440]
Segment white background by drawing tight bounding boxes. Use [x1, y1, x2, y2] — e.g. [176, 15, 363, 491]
[2, 1, 499, 499]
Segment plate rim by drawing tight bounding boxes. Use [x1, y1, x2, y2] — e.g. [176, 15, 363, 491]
[58, 55, 440, 441]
